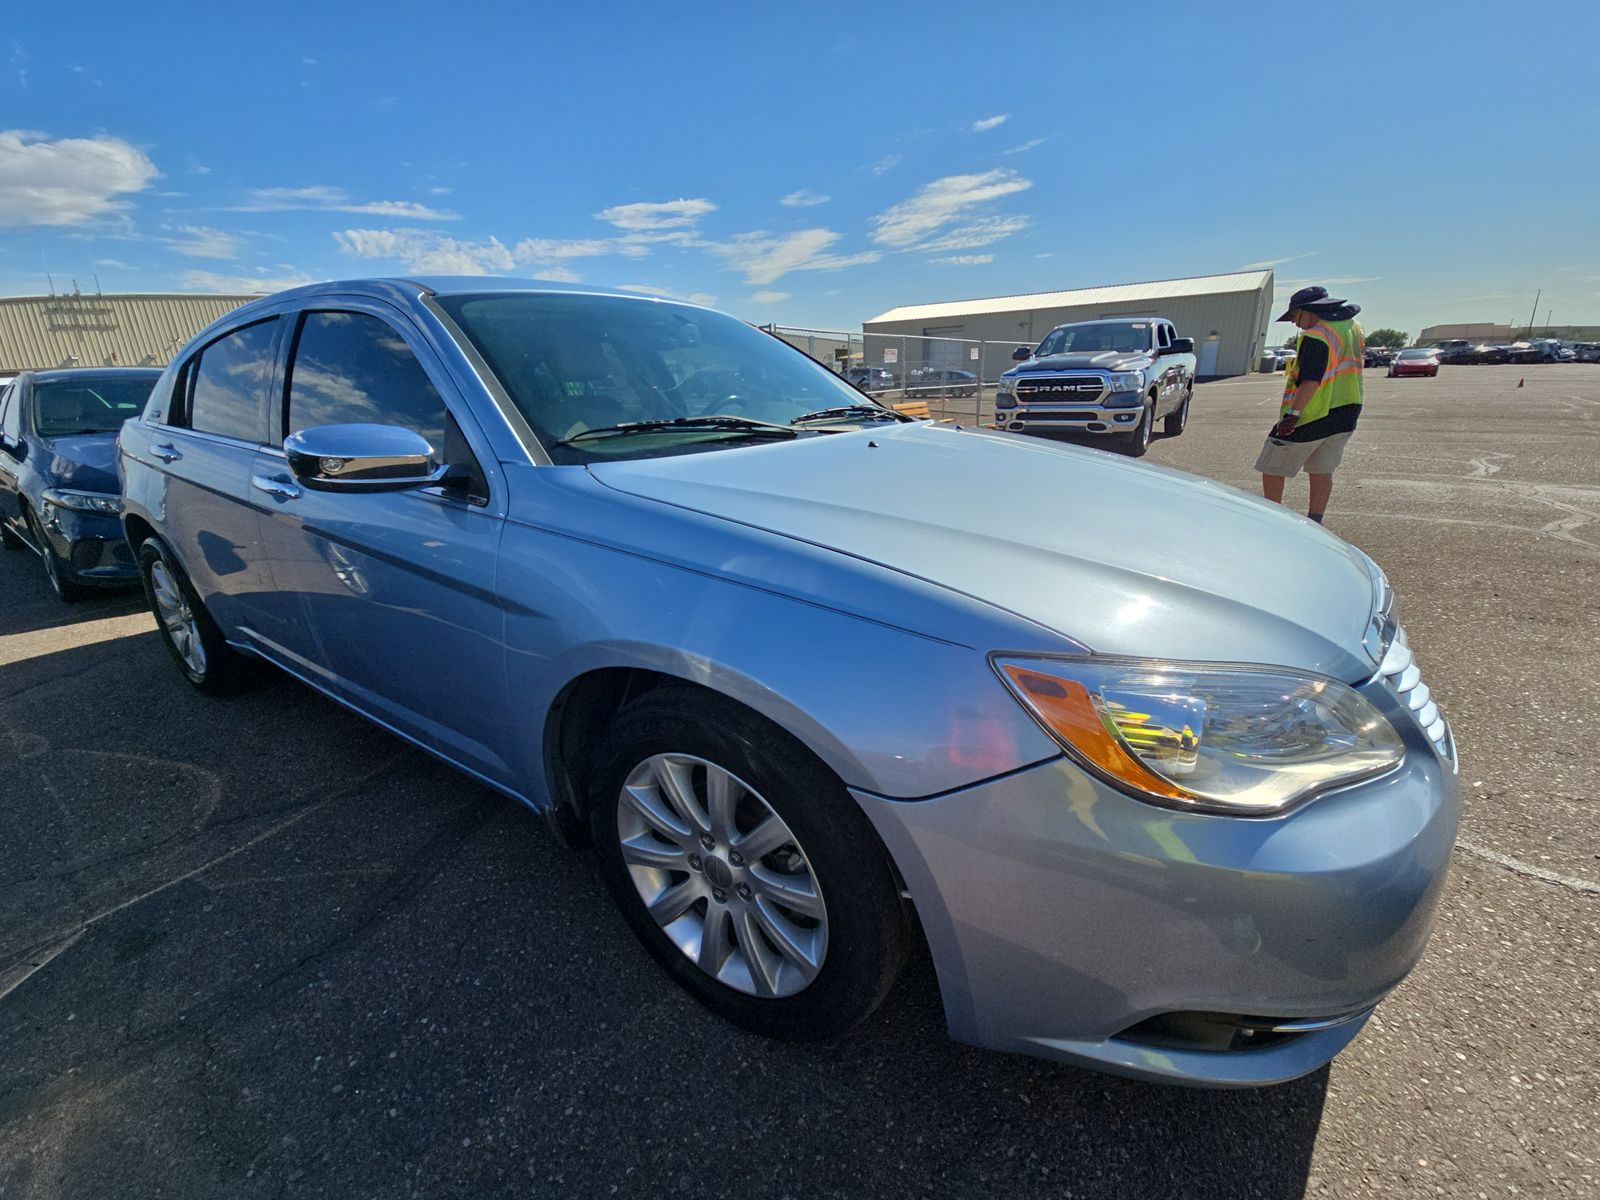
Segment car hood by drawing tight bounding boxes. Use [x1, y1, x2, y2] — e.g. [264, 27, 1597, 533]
[588, 423, 1380, 680]
[45, 433, 121, 493]
[1008, 351, 1155, 375]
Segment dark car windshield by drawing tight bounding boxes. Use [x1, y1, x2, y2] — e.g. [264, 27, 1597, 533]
[1398, 349, 1437, 360]
[33, 375, 159, 438]
[437, 293, 881, 462]
[1035, 322, 1154, 356]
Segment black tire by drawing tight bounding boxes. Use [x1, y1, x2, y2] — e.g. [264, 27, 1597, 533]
[1163, 387, 1191, 437]
[1120, 398, 1154, 457]
[590, 686, 911, 1042]
[137, 537, 258, 694]
[27, 509, 94, 602]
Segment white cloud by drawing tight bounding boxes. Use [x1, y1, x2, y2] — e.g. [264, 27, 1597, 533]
[749, 290, 790, 304]
[1242, 252, 1316, 270]
[178, 268, 317, 293]
[707, 228, 881, 285]
[232, 185, 458, 220]
[301, 56, 317, 66]
[427, 186, 453, 195]
[166, 224, 243, 260]
[916, 215, 1030, 252]
[595, 198, 716, 231]
[780, 189, 830, 208]
[0, 130, 159, 227]
[334, 227, 514, 274]
[531, 265, 581, 283]
[1002, 138, 1047, 155]
[619, 283, 716, 306]
[871, 170, 1032, 249]
[932, 254, 994, 266]
[971, 114, 1009, 132]
[870, 154, 902, 176]
[513, 237, 623, 261]
[93, 257, 137, 270]
[10, 43, 27, 89]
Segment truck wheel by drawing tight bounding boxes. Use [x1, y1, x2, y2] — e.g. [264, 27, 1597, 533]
[1120, 399, 1153, 457]
[1163, 387, 1192, 437]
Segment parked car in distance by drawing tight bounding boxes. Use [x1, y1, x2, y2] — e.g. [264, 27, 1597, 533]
[1571, 342, 1600, 363]
[0, 367, 160, 599]
[119, 277, 1458, 1087]
[1431, 339, 1475, 365]
[1364, 347, 1397, 368]
[996, 318, 1196, 456]
[844, 365, 895, 394]
[1388, 348, 1441, 378]
[906, 367, 978, 398]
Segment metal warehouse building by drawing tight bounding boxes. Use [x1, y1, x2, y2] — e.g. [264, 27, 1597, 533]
[863, 269, 1275, 379]
[0, 291, 257, 374]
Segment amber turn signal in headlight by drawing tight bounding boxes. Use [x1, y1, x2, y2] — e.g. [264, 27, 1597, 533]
[995, 656, 1404, 815]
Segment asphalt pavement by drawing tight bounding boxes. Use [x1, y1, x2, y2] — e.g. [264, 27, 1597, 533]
[1, 364, 1596, 1199]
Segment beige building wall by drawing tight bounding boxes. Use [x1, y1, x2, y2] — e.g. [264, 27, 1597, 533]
[0, 292, 257, 373]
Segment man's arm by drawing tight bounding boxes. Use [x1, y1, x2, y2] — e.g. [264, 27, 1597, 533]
[1277, 337, 1328, 435]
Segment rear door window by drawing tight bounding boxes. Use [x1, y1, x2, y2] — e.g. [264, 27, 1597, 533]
[0, 385, 18, 443]
[284, 311, 447, 449]
[186, 318, 280, 443]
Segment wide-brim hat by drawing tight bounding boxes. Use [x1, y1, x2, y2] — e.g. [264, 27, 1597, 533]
[1275, 284, 1355, 321]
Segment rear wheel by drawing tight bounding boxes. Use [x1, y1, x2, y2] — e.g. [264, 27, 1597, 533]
[590, 687, 910, 1041]
[27, 509, 93, 602]
[137, 538, 257, 693]
[1119, 398, 1154, 457]
[1163, 386, 1192, 437]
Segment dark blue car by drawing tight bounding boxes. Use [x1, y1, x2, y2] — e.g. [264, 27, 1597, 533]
[0, 367, 160, 600]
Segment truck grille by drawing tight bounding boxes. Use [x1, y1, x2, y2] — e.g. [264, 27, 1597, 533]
[1379, 626, 1453, 762]
[1015, 376, 1104, 402]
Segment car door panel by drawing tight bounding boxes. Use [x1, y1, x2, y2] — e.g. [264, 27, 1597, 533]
[245, 302, 513, 784]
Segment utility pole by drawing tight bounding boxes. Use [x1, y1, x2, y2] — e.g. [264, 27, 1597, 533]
[1525, 289, 1541, 340]
[1544, 310, 1551, 335]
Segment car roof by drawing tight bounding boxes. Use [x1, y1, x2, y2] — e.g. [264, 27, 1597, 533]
[1048, 317, 1169, 327]
[22, 367, 165, 382]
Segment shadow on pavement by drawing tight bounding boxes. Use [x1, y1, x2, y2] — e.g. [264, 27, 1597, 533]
[0, 595, 1329, 1200]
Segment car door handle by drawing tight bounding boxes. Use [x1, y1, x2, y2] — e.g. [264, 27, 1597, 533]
[151, 442, 182, 462]
[251, 473, 303, 501]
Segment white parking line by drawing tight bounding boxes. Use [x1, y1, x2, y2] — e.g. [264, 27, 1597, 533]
[1457, 839, 1600, 896]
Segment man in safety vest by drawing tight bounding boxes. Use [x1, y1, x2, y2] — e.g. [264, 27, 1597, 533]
[1255, 285, 1365, 524]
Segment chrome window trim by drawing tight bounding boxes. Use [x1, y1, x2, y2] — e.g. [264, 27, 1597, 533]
[420, 294, 550, 467]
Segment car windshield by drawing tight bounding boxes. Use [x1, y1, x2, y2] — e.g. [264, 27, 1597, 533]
[33, 375, 158, 438]
[1035, 322, 1153, 356]
[1398, 349, 1436, 360]
[437, 293, 884, 462]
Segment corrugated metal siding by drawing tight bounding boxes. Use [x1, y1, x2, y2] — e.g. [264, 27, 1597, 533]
[864, 273, 1274, 378]
[0, 293, 257, 373]
[865, 270, 1272, 325]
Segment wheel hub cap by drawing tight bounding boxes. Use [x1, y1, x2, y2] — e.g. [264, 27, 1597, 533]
[616, 753, 828, 998]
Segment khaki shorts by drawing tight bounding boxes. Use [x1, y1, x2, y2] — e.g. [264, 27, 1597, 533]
[1254, 431, 1353, 477]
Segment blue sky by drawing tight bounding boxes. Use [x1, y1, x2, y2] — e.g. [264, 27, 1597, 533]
[3, 0, 1597, 338]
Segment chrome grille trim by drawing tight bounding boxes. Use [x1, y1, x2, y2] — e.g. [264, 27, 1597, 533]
[1379, 625, 1454, 767]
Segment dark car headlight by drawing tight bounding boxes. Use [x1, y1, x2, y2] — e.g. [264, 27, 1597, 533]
[41, 487, 122, 516]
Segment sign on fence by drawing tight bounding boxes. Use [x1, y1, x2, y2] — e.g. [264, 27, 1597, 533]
[882, 347, 898, 364]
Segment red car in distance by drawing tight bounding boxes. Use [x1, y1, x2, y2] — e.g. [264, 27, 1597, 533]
[1388, 348, 1441, 378]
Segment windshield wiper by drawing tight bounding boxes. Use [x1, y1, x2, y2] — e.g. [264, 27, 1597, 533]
[788, 403, 906, 426]
[552, 415, 799, 447]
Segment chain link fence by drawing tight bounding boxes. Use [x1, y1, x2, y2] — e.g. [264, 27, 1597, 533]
[763, 324, 1025, 427]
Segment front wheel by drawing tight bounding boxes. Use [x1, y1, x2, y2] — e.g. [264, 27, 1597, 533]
[28, 510, 93, 602]
[1119, 399, 1154, 457]
[591, 687, 910, 1041]
[1163, 387, 1191, 437]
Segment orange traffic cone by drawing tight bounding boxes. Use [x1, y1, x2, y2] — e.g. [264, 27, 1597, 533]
[1517, 378, 1524, 388]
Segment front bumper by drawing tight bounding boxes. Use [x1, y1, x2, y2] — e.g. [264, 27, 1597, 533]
[38, 504, 138, 583]
[853, 707, 1458, 1087]
[997, 401, 1143, 436]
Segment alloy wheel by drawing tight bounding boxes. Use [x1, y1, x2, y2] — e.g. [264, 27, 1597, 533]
[615, 753, 828, 998]
[148, 557, 207, 677]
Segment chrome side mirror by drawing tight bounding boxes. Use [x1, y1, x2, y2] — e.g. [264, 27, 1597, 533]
[283, 423, 446, 493]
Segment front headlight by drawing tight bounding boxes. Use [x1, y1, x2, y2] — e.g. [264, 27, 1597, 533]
[994, 655, 1404, 815]
[1108, 371, 1145, 393]
[41, 487, 122, 515]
